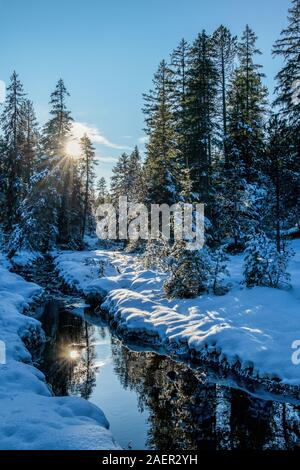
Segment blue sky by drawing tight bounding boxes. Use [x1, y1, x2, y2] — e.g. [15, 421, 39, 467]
[0, 0, 291, 182]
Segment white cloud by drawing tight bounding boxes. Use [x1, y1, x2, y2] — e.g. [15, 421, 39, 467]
[96, 155, 119, 164]
[138, 135, 149, 145]
[66, 121, 131, 156]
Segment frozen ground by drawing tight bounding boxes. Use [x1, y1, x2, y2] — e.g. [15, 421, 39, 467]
[54, 239, 300, 386]
[0, 254, 120, 450]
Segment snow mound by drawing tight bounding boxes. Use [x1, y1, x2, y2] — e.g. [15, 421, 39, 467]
[55, 241, 300, 386]
[0, 257, 120, 450]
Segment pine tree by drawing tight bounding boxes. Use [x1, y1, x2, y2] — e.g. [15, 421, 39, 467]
[186, 31, 218, 207]
[69, 160, 85, 248]
[110, 147, 145, 249]
[164, 241, 213, 298]
[21, 99, 40, 188]
[96, 177, 108, 205]
[42, 79, 73, 158]
[141, 237, 171, 271]
[7, 170, 59, 254]
[227, 26, 268, 181]
[0, 137, 7, 225]
[273, 0, 300, 225]
[211, 26, 237, 165]
[170, 39, 191, 178]
[273, 0, 300, 152]
[264, 115, 298, 252]
[42, 79, 74, 245]
[110, 152, 131, 205]
[243, 230, 293, 288]
[143, 60, 178, 206]
[217, 166, 267, 250]
[127, 146, 144, 202]
[79, 134, 97, 241]
[0, 71, 26, 231]
[211, 247, 229, 294]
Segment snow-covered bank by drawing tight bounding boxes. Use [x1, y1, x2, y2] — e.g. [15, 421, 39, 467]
[54, 240, 300, 388]
[0, 255, 120, 450]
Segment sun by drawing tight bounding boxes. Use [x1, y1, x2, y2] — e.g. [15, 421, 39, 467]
[65, 136, 82, 158]
[68, 349, 80, 360]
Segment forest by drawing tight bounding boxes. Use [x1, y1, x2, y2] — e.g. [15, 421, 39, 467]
[0, 0, 299, 455]
[0, 2, 299, 299]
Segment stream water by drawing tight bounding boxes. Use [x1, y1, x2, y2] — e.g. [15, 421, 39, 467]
[37, 297, 300, 450]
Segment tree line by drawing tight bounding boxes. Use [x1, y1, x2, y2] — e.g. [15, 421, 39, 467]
[109, 0, 299, 296]
[0, 0, 299, 296]
[0, 77, 98, 253]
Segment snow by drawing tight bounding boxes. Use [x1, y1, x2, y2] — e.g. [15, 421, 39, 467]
[0, 255, 120, 450]
[11, 250, 43, 267]
[54, 240, 300, 387]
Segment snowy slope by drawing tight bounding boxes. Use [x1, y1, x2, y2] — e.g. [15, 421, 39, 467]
[54, 240, 300, 387]
[0, 255, 120, 450]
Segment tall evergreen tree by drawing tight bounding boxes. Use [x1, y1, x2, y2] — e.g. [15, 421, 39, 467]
[186, 31, 218, 206]
[211, 26, 237, 165]
[21, 99, 40, 188]
[127, 146, 144, 202]
[265, 115, 298, 251]
[42, 79, 74, 244]
[273, 0, 300, 224]
[143, 60, 178, 206]
[273, 0, 300, 137]
[79, 134, 97, 241]
[96, 177, 108, 205]
[42, 79, 73, 159]
[111, 147, 144, 204]
[170, 39, 191, 175]
[227, 26, 268, 180]
[110, 152, 131, 205]
[0, 137, 6, 224]
[0, 71, 26, 230]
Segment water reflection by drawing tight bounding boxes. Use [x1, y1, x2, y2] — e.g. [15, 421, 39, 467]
[40, 300, 97, 399]
[39, 300, 300, 450]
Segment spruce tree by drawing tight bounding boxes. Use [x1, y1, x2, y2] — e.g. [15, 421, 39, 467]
[0, 71, 26, 231]
[211, 26, 237, 165]
[110, 147, 145, 248]
[273, 0, 300, 224]
[264, 115, 298, 250]
[42, 79, 74, 245]
[143, 60, 178, 206]
[0, 137, 6, 225]
[243, 230, 293, 288]
[42, 79, 73, 158]
[227, 26, 268, 181]
[170, 39, 191, 177]
[273, 0, 300, 143]
[96, 177, 108, 205]
[110, 152, 131, 205]
[21, 99, 40, 188]
[79, 134, 97, 241]
[127, 146, 144, 202]
[211, 247, 229, 294]
[164, 241, 213, 298]
[186, 31, 218, 207]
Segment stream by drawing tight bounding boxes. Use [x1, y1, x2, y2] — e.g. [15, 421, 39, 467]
[36, 297, 300, 450]
[16, 259, 300, 450]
